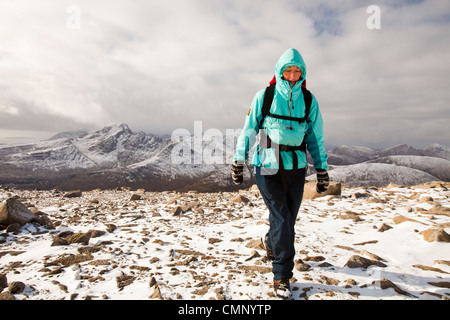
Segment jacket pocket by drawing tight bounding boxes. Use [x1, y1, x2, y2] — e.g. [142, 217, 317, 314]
[264, 117, 306, 147]
[261, 147, 279, 169]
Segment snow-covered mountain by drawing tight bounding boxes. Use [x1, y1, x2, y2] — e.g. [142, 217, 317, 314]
[316, 144, 450, 187]
[324, 163, 439, 187]
[0, 124, 249, 191]
[424, 143, 450, 161]
[326, 145, 378, 165]
[368, 155, 450, 182]
[326, 143, 450, 165]
[0, 124, 448, 190]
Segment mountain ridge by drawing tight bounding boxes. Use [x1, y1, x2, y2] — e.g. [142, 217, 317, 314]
[0, 124, 448, 190]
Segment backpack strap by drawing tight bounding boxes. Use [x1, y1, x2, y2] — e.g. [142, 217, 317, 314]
[261, 86, 312, 125]
[302, 87, 312, 122]
[259, 83, 275, 129]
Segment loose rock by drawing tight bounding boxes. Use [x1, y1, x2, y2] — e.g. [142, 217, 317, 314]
[63, 190, 82, 198]
[344, 255, 387, 269]
[8, 281, 25, 294]
[0, 198, 35, 227]
[420, 228, 450, 242]
[302, 181, 341, 200]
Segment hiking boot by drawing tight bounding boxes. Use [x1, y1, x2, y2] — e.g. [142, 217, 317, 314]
[273, 279, 291, 299]
[263, 234, 274, 261]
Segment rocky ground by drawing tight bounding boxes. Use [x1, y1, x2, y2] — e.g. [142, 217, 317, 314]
[0, 181, 449, 300]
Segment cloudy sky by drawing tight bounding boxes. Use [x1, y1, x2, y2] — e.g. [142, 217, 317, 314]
[0, 0, 449, 148]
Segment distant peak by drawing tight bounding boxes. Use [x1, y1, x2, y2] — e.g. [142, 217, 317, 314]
[425, 143, 447, 149]
[118, 123, 131, 130]
[101, 123, 133, 134]
[107, 123, 130, 130]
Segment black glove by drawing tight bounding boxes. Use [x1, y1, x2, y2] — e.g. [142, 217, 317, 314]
[316, 169, 329, 193]
[231, 160, 244, 185]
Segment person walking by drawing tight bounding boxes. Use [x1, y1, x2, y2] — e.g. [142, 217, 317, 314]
[231, 48, 329, 299]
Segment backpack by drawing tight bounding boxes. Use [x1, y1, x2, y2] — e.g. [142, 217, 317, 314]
[259, 77, 312, 142]
[257, 76, 312, 191]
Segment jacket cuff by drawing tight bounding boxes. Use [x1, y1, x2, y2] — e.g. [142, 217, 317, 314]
[233, 154, 246, 164]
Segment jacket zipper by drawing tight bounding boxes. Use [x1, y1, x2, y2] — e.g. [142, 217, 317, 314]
[287, 88, 293, 130]
[288, 87, 293, 116]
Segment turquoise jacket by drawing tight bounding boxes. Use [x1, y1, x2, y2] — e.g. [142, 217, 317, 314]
[234, 48, 328, 171]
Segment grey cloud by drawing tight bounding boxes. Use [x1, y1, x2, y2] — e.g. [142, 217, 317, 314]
[0, 0, 449, 149]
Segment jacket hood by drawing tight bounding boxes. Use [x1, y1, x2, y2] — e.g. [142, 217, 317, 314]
[275, 48, 306, 78]
[274, 48, 307, 99]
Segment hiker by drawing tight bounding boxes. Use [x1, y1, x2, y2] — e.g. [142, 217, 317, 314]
[231, 48, 329, 298]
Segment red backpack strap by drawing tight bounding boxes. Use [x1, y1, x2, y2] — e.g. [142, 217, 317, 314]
[269, 76, 276, 85]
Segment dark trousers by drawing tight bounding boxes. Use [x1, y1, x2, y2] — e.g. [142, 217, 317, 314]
[255, 166, 306, 280]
